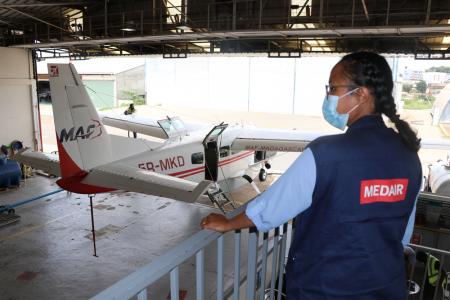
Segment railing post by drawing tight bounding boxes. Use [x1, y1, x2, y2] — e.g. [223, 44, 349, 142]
[432, 254, 445, 300]
[217, 235, 224, 300]
[419, 255, 430, 300]
[137, 288, 148, 300]
[233, 230, 241, 300]
[170, 267, 179, 300]
[196, 250, 205, 300]
[277, 224, 288, 300]
[259, 232, 269, 300]
[247, 227, 259, 300]
[269, 227, 280, 300]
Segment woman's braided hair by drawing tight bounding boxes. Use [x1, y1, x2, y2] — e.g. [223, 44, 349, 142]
[340, 51, 421, 152]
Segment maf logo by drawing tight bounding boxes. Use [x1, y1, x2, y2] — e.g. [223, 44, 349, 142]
[50, 66, 59, 77]
[58, 120, 102, 143]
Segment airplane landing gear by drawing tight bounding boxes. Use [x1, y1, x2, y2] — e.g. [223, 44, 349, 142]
[259, 169, 267, 182]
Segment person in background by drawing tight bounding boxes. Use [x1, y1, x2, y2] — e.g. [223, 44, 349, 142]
[124, 103, 137, 138]
[200, 52, 422, 299]
[124, 103, 136, 115]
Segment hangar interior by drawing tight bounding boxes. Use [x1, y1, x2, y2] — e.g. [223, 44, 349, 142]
[0, 0, 450, 299]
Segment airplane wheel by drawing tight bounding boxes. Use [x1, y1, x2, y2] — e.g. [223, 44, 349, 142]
[265, 162, 271, 169]
[259, 169, 267, 182]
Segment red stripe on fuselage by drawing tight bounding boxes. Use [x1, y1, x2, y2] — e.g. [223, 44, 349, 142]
[175, 150, 255, 179]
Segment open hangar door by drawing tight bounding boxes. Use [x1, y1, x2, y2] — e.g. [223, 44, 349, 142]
[0, 47, 41, 152]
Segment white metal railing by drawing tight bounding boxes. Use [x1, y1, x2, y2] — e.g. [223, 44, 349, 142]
[90, 204, 292, 300]
[407, 244, 450, 300]
[91, 196, 450, 300]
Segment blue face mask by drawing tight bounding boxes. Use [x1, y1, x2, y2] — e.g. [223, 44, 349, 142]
[322, 88, 360, 130]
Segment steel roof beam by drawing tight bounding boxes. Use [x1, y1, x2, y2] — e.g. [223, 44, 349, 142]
[3, 7, 71, 33]
[360, 0, 370, 22]
[12, 25, 450, 49]
[0, 2, 85, 8]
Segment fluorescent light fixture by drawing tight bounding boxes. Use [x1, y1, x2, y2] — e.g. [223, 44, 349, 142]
[121, 28, 136, 32]
[11, 29, 24, 35]
[176, 25, 191, 31]
[193, 42, 210, 48]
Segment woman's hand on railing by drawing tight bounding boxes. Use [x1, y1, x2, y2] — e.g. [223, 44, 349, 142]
[201, 213, 230, 233]
[201, 212, 255, 233]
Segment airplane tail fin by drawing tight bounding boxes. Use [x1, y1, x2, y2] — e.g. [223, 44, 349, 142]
[48, 63, 113, 178]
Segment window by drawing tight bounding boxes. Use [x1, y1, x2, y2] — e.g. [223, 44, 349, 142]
[191, 152, 204, 164]
[220, 146, 230, 158]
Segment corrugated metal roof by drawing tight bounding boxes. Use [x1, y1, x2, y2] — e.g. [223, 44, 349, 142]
[0, 0, 78, 25]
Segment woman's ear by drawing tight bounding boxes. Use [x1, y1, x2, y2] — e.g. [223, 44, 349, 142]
[357, 86, 372, 104]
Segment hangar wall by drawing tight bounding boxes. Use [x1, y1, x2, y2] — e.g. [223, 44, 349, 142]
[145, 56, 340, 116]
[145, 56, 401, 116]
[0, 47, 40, 150]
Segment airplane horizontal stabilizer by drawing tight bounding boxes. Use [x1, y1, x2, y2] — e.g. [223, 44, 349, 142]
[13, 149, 61, 177]
[82, 162, 213, 202]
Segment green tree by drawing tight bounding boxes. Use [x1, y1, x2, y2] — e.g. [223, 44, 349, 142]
[425, 66, 450, 73]
[402, 83, 413, 93]
[416, 80, 427, 94]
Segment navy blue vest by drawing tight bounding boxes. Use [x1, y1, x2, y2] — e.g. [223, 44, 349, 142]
[286, 115, 422, 299]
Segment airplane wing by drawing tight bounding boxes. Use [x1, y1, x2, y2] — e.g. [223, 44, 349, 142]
[230, 127, 327, 152]
[100, 113, 167, 139]
[420, 138, 450, 150]
[13, 149, 61, 177]
[82, 162, 212, 203]
[229, 126, 450, 152]
[100, 113, 207, 139]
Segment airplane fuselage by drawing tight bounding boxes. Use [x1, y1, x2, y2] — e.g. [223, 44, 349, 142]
[120, 127, 261, 186]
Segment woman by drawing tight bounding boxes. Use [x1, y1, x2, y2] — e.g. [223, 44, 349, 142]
[201, 52, 422, 299]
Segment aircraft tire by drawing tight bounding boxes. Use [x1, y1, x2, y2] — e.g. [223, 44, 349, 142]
[259, 169, 267, 182]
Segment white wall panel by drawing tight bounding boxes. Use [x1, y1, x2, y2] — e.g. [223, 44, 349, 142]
[0, 47, 39, 150]
[208, 57, 249, 111]
[294, 57, 340, 116]
[0, 47, 32, 79]
[145, 55, 341, 117]
[146, 58, 176, 105]
[248, 57, 295, 114]
[173, 58, 209, 108]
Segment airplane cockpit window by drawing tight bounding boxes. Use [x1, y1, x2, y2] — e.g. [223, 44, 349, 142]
[219, 146, 230, 158]
[191, 152, 204, 164]
[158, 117, 186, 138]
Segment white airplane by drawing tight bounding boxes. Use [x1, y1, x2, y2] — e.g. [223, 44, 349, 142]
[15, 63, 324, 208]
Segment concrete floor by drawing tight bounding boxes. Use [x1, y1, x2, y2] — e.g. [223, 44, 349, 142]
[0, 175, 249, 300]
[0, 157, 293, 300]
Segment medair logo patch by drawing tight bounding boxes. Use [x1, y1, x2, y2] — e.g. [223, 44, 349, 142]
[360, 178, 409, 204]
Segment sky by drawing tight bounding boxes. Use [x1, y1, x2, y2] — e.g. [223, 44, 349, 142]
[397, 57, 450, 72]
